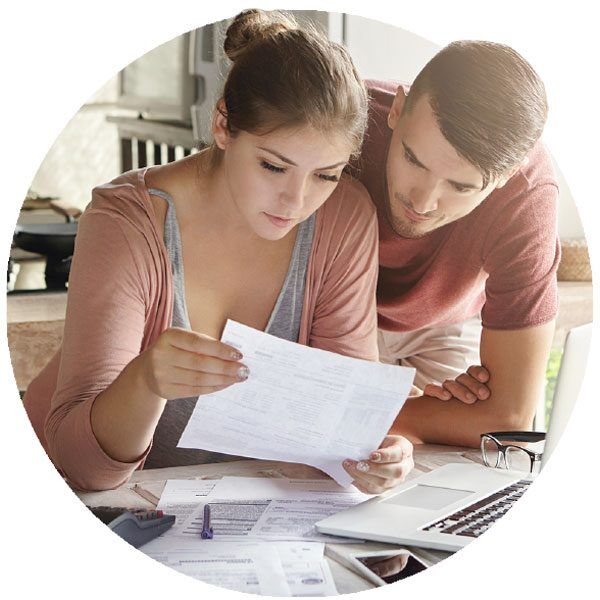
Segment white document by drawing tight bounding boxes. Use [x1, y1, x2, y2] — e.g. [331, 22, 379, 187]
[176, 476, 370, 543]
[140, 538, 291, 596]
[140, 479, 341, 595]
[273, 541, 338, 596]
[209, 476, 373, 502]
[178, 320, 415, 486]
[156, 479, 218, 534]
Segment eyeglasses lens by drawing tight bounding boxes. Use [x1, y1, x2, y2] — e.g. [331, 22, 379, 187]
[482, 437, 501, 468]
[505, 446, 532, 472]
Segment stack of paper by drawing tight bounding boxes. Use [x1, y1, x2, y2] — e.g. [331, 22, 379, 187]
[140, 477, 370, 595]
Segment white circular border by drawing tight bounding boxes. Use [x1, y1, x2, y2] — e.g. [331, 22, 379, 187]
[1, 2, 597, 598]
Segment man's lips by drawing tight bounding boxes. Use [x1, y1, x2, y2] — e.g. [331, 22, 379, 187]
[403, 205, 434, 222]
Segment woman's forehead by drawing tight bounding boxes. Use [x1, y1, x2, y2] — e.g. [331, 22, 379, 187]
[248, 126, 352, 164]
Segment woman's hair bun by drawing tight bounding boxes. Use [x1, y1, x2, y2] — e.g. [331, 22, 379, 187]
[224, 9, 298, 62]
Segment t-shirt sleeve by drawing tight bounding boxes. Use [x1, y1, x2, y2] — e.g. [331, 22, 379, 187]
[43, 206, 153, 491]
[307, 179, 380, 361]
[482, 183, 560, 330]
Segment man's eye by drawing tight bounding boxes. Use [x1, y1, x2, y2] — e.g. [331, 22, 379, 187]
[452, 184, 470, 193]
[261, 160, 285, 174]
[404, 150, 420, 167]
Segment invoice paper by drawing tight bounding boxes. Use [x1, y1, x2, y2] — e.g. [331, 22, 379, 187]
[178, 320, 415, 486]
[140, 538, 291, 595]
[176, 476, 370, 543]
[156, 479, 218, 534]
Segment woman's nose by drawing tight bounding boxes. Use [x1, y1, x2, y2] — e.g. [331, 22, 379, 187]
[280, 178, 307, 211]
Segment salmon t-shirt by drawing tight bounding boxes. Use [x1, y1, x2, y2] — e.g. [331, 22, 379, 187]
[354, 80, 560, 333]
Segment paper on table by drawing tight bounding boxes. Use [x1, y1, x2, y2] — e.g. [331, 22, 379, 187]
[274, 541, 338, 596]
[141, 537, 336, 597]
[178, 320, 415, 486]
[156, 479, 219, 534]
[176, 476, 370, 543]
[208, 476, 373, 502]
[140, 538, 291, 596]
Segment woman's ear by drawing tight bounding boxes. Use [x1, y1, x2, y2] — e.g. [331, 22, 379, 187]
[212, 99, 231, 150]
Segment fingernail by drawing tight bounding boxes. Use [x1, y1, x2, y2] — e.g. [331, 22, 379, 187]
[478, 373, 486, 381]
[357, 461, 370, 473]
[370, 452, 381, 462]
[467, 392, 476, 402]
[237, 366, 250, 380]
[231, 350, 243, 360]
[443, 391, 451, 399]
[479, 388, 488, 398]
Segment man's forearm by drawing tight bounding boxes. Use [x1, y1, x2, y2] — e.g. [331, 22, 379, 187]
[391, 393, 532, 448]
[392, 322, 555, 447]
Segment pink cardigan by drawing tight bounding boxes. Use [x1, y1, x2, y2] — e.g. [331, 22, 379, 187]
[23, 168, 379, 491]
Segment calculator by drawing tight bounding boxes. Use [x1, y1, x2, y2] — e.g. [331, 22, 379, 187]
[88, 506, 176, 548]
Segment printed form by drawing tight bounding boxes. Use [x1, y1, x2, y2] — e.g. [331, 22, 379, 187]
[139, 478, 353, 595]
[177, 476, 372, 543]
[178, 320, 415, 486]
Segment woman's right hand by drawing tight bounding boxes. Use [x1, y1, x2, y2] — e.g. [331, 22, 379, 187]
[137, 327, 249, 400]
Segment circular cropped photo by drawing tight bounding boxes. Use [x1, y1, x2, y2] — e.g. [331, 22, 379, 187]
[6, 8, 592, 597]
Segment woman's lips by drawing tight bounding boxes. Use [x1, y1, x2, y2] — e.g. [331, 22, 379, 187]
[264, 212, 295, 228]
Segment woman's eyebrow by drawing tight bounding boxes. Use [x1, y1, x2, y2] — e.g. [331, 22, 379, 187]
[258, 146, 297, 166]
[258, 146, 347, 170]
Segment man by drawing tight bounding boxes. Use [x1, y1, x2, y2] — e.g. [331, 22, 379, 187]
[354, 41, 559, 448]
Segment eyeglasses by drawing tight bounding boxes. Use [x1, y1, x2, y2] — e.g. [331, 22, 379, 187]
[480, 431, 546, 474]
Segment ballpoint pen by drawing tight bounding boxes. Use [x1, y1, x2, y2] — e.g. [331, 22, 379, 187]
[201, 504, 214, 539]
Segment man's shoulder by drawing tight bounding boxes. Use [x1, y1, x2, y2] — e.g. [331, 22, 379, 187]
[518, 140, 558, 189]
[364, 79, 406, 114]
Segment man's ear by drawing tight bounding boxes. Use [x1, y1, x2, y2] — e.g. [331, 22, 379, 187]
[387, 86, 407, 130]
[212, 99, 231, 150]
[495, 155, 530, 189]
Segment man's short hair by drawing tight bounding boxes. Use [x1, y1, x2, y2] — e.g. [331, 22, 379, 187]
[404, 41, 548, 188]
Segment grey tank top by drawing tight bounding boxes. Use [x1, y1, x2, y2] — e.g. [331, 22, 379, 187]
[143, 188, 315, 469]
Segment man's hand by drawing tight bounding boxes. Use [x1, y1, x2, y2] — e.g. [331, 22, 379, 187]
[423, 365, 491, 404]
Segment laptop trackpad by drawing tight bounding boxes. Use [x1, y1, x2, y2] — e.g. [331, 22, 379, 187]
[382, 484, 474, 510]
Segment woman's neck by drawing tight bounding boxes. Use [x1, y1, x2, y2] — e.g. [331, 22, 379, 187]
[191, 151, 266, 245]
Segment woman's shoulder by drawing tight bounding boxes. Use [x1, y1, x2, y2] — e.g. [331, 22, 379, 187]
[89, 168, 151, 214]
[82, 168, 163, 237]
[316, 173, 377, 235]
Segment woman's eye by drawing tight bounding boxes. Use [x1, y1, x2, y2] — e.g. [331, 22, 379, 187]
[261, 160, 285, 174]
[318, 173, 339, 183]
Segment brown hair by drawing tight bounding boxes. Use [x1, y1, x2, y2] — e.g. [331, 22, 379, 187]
[403, 40, 548, 187]
[207, 9, 367, 165]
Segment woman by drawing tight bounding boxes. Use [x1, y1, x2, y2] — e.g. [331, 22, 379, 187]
[23, 10, 414, 493]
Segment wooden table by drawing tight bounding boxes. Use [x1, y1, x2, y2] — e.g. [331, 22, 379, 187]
[76, 444, 482, 594]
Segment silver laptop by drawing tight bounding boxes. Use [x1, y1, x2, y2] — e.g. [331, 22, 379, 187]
[316, 323, 592, 552]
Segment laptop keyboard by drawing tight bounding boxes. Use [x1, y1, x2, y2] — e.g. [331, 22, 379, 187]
[422, 479, 532, 538]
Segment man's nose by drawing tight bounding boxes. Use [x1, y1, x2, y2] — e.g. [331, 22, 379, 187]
[410, 184, 440, 214]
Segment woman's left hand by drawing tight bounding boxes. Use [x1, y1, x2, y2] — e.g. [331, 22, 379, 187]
[342, 435, 414, 495]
